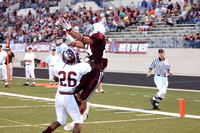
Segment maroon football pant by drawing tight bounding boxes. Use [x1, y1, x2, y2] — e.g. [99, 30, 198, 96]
[75, 69, 104, 101]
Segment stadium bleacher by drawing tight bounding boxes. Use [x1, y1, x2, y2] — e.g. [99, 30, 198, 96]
[0, 0, 199, 48]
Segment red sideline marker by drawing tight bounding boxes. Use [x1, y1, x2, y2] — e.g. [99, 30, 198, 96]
[179, 99, 185, 117]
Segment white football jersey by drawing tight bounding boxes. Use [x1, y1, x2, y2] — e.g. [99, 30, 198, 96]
[0, 51, 7, 64]
[24, 52, 35, 65]
[46, 54, 61, 66]
[54, 62, 91, 93]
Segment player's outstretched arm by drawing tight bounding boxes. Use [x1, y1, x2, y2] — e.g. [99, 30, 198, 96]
[69, 30, 94, 45]
[60, 18, 94, 45]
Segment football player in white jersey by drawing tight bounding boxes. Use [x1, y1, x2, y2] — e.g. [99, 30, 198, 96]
[0, 45, 8, 87]
[42, 48, 95, 133]
[46, 47, 61, 85]
[23, 47, 36, 86]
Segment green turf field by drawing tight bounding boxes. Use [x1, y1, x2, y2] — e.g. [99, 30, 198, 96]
[0, 78, 200, 133]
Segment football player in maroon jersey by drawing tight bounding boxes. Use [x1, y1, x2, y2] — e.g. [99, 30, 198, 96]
[59, 18, 107, 131]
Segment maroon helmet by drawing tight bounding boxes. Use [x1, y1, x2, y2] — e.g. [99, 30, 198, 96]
[62, 48, 80, 64]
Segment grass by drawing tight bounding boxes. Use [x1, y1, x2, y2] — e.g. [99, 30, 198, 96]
[0, 78, 200, 133]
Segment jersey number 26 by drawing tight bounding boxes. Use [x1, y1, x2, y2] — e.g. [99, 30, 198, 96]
[58, 71, 77, 87]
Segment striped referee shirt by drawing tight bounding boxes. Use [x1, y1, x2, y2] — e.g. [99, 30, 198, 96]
[149, 58, 171, 76]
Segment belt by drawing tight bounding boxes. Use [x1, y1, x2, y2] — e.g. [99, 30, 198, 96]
[157, 75, 167, 77]
[26, 64, 32, 65]
[59, 91, 74, 95]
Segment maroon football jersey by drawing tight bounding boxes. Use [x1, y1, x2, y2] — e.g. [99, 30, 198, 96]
[89, 33, 106, 64]
[196, 36, 200, 41]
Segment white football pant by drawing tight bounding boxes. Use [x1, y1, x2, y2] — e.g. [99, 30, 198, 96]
[25, 65, 35, 82]
[55, 92, 83, 125]
[154, 75, 168, 98]
[0, 64, 7, 85]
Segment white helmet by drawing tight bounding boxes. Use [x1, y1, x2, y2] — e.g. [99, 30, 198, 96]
[89, 23, 106, 36]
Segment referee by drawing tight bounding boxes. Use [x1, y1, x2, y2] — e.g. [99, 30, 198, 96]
[147, 49, 172, 110]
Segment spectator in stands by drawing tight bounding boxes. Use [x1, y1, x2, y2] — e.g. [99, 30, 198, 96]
[150, 6, 156, 19]
[176, 9, 188, 24]
[185, 2, 192, 12]
[119, 9, 125, 19]
[158, 10, 167, 22]
[154, 0, 157, 5]
[196, 33, 200, 48]
[183, 35, 190, 48]
[195, 14, 200, 25]
[141, 0, 148, 13]
[188, 8, 195, 23]
[155, 5, 160, 15]
[158, 0, 162, 6]
[190, 0, 194, 6]
[116, 18, 125, 32]
[149, 0, 156, 11]
[137, 21, 149, 34]
[167, 2, 174, 14]
[129, 1, 135, 9]
[124, 12, 130, 27]
[189, 33, 195, 48]
[197, 0, 200, 6]
[161, 5, 167, 13]
[106, 18, 115, 31]
[146, 18, 153, 29]
[165, 14, 174, 27]
[172, 2, 181, 16]
[130, 13, 138, 26]
[157, 10, 163, 22]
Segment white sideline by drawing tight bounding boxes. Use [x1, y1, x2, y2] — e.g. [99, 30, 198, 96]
[103, 83, 200, 93]
[0, 117, 177, 128]
[0, 92, 200, 119]
[13, 76, 200, 92]
[0, 105, 54, 109]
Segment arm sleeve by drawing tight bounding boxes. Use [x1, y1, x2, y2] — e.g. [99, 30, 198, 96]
[166, 60, 171, 70]
[46, 56, 49, 64]
[149, 59, 156, 70]
[24, 54, 27, 60]
[12, 53, 15, 57]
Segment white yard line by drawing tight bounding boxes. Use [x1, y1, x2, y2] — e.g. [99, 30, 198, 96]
[103, 83, 200, 93]
[135, 114, 155, 116]
[0, 105, 54, 109]
[84, 117, 177, 124]
[13, 76, 200, 92]
[114, 112, 134, 114]
[0, 117, 177, 128]
[0, 92, 200, 119]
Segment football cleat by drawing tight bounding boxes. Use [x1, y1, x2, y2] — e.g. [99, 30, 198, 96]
[153, 106, 161, 110]
[23, 83, 29, 86]
[30, 84, 35, 87]
[83, 102, 91, 121]
[150, 98, 155, 107]
[100, 90, 104, 93]
[64, 121, 75, 131]
[95, 89, 99, 93]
